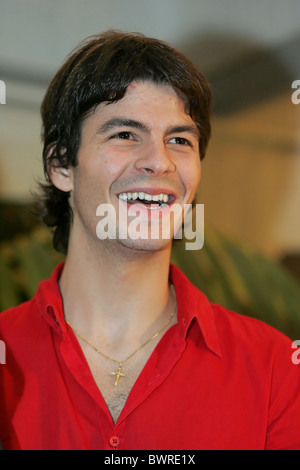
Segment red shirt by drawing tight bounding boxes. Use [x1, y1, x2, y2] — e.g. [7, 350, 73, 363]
[0, 262, 300, 450]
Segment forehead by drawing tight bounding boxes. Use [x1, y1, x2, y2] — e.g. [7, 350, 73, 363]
[83, 80, 196, 132]
[119, 80, 183, 106]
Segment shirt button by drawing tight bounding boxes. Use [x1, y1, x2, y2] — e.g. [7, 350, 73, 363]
[109, 436, 120, 448]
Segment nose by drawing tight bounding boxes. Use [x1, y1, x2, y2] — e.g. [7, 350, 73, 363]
[134, 140, 176, 176]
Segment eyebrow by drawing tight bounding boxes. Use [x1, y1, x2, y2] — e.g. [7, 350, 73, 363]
[97, 118, 149, 134]
[97, 117, 200, 139]
[166, 125, 200, 139]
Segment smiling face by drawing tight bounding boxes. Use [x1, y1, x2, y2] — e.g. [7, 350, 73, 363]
[52, 81, 201, 253]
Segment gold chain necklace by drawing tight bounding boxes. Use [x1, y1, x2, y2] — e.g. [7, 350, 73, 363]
[67, 291, 176, 387]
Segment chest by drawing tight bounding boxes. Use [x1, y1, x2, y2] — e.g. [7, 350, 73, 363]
[92, 367, 135, 423]
[79, 342, 157, 424]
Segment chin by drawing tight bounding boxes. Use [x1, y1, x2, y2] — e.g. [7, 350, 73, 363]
[116, 236, 172, 253]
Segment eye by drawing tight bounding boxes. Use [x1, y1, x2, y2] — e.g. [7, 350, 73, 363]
[111, 131, 135, 140]
[169, 137, 191, 146]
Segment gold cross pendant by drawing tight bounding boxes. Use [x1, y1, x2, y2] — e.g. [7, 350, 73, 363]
[111, 363, 126, 387]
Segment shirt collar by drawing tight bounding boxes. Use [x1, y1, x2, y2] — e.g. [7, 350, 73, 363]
[35, 262, 67, 335]
[169, 264, 222, 358]
[36, 261, 222, 357]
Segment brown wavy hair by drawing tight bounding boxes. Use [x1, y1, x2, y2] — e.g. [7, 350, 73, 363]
[37, 30, 213, 254]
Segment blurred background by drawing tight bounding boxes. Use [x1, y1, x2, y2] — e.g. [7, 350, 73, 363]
[0, 0, 299, 337]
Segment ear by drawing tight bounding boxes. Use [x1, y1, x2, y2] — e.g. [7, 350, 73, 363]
[46, 145, 74, 192]
[49, 163, 74, 192]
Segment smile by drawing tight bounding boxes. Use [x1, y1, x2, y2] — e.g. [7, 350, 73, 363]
[118, 191, 173, 208]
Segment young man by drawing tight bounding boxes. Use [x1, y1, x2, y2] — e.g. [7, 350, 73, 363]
[0, 31, 299, 450]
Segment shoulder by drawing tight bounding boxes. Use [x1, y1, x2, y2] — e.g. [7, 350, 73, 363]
[210, 301, 295, 367]
[210, 303, 300, 450]
[171, 263, 295, 357]
[0, 262, 64, 341]
[212, 301, 289, 341]
[0, 298, 38, 340]
[0, 299, 33, 325]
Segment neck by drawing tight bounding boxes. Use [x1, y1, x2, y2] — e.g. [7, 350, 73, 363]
[59, 233, 174, 345]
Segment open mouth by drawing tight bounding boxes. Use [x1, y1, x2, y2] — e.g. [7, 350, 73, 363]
[118, 191, 175, 209]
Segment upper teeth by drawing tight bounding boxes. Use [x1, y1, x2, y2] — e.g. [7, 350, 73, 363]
[118, 192, 169, 203]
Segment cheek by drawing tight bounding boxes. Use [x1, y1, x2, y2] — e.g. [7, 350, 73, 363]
[80, 145, 129, 184]
[76, 149, 107, 192]
[195, 161, 201, 185]
[183, 159, 201, 196]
